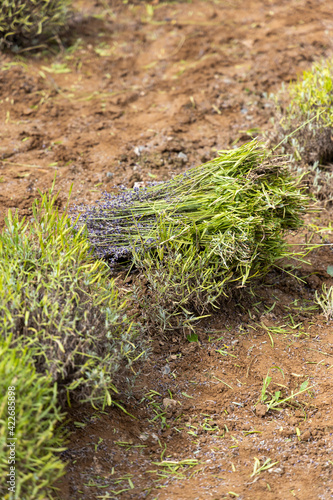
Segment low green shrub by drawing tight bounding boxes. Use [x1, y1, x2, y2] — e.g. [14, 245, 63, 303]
[0, 0, 72, 49]
[0, 339, 65, 500]
[270, 58, 333, 203]
[0, 184, 142, 408]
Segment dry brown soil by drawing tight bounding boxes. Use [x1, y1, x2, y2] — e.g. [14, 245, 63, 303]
[1, 0, 333, 499]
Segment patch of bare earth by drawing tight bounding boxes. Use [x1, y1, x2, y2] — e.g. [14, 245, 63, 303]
[1, 0, 333, 498]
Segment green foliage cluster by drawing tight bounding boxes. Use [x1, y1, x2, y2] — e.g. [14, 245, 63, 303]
[288, 60, 333, 127]
[271, 58, 333, 202]
[0, 186, 141, 408]
[0, 340, 65, 500]
[257, 368, 311, 412]
[0, 0, 72, 49]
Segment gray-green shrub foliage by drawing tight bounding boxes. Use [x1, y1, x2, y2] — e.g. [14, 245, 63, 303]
[0, 340, 65, 500]
[269, 58, 333, 203]
[0, 185, 141, 408]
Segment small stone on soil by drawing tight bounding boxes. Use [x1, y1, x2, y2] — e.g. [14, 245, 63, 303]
[162, 397, 178, 410]
[255, 403, 268, 417]
[161, 364, 171, 375]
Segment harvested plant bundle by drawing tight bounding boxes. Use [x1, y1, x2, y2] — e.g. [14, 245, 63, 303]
[73, 140, 308, 295]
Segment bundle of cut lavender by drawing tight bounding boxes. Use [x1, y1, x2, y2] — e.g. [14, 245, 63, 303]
[71, 140, 308, 284]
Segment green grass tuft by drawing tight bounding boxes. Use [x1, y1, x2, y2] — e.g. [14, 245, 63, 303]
[315, 284, 333, 321]
[0, 0, 72, 50]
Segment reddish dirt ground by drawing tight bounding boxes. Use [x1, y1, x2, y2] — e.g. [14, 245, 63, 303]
[2, 0, 333, 499]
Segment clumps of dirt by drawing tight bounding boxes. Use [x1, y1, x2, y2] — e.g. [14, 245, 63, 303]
[55, 228, 333, 499]
[109, 132, 218, 191]
[0, 66, 44, 100]
[56, 266, 333, 499]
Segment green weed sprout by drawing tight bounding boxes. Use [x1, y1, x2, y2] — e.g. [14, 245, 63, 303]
[0, 339, 65, 500]
[0, 184, 143, 408]
[0, 0, 72, 50]
[257, 369, 312, 412]
[251, 457, 279, 477]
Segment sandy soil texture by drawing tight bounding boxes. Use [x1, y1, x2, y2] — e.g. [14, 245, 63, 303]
[1, 0, 333, 499]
